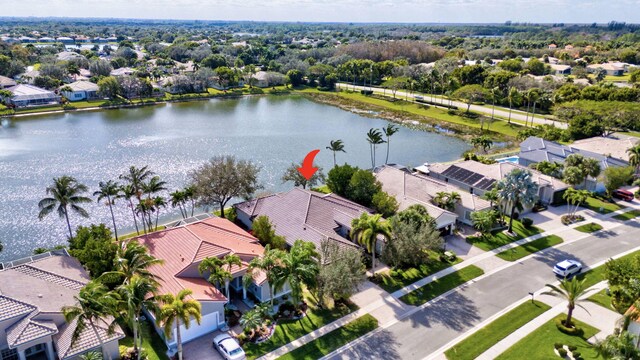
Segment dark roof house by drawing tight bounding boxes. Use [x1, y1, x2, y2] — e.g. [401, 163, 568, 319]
[234, 188, 374, 249]
[519, 136, 629, 170]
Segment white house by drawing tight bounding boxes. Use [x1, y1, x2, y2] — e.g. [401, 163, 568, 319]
[60, 81, 100, 101]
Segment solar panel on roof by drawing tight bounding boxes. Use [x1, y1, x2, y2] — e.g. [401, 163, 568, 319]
[476, 178, 496, 190]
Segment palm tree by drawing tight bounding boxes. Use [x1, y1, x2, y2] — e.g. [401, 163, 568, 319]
[79, 352, 103, 360]
[221, 254, 242, 299]
[120, 166, 154, 231]
[156, 289, 202, 360]
[199, 255, 241, 300]
[183, 185, 197, 217]
[527, 89, 540, 127]
[489, 87, 500, 122]
[382, 124, 400, 164]
[271, 240, 319, 309]
[542, 277, 591, 327]
[103, 240, 163, 285]
[433, 191, 461, 212]
[152, 196, 167, 231]
[350, 213, 392, 270]
[38, 176, 92, 239]
[506, 87, 518, 124]
[118, 275, 159, 360]
[366, 128, 386, 168]
[496, 169, 538, 233]
[581, 158, 601, 190]
[563, 188, 590, 217]
[170, 190, 188, 219]
[239, 308, 266, 339]
[119, 184, 140, 235]
[470, 136, 494, 154]
[62, 281, 119, 360]
[326, 139, 346, 167]
[94, 180, 121, 241]
[243, 246, 284, 307]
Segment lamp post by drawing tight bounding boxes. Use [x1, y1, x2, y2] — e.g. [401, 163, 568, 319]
[528, 292, 535, 303]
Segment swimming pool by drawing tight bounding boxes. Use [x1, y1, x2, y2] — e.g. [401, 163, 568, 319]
[496, 156, 520, 164]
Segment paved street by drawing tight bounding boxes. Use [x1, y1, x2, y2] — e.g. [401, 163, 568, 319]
[325, 221, 640, 360]
[336, 83, 566, 129]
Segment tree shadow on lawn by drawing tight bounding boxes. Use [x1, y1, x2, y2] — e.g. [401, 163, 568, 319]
[326, 329, 400, 360]
[406, 291, 481, 332]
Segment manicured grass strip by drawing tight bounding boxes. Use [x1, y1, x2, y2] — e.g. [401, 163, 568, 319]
[583, 196, 624, 214]
[613, 209, 640, 221]
[372, 252, 462, 293]
[243, 302, 358, 359]
[496, 235, 564, 262]
[588, 289, 615, 312]
[495, 315, 599, 360]
[400, 266, 484, 306]
[577, 249, 640, 288]
[467, 221, 543, 251]
[574, 222, 603, 233]
[275, 314, 378, 360]
[120, 319, 169, 360]
[444, 300, 551, 360]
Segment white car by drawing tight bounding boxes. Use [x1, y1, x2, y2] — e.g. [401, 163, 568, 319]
[553, 259, 583, 278]
[213, 334, 245, 360]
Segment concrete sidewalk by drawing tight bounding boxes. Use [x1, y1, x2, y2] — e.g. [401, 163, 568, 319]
[257, 203, 640, 360]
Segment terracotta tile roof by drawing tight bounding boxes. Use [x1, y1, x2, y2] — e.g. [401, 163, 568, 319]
[7, 312, 58, 347]
[54, 318, 124, 360]
[134, 217, 264, 302]
[0, 295, 36, 322]
[234, 188, 372, 250]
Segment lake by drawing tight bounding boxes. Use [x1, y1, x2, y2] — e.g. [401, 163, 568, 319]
[0, 95, 470, 261]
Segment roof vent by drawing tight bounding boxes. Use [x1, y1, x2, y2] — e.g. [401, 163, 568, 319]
[37, 294, 43, 298]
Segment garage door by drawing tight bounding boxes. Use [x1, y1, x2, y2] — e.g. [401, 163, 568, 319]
[175, 311, 220, 344]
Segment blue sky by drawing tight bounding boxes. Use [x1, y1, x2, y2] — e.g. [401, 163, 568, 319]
[3, 0, 640, 23]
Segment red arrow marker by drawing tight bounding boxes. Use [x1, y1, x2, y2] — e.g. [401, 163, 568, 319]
[297, 149, 320, 180]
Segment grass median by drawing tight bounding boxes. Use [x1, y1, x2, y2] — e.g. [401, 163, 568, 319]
[275, 314, 378, 360]
[371, 252, 462, 293]
[444, 300, 551, 360]
[400, 265, 485, 306]
[583, 196, 624, 214]
[574, 222, 603, 233]
[495, 315, 599, 360]
[496, 235, 564, 262]
[613, 209, 640, 221]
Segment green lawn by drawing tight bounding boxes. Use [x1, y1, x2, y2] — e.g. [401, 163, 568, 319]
[574, 222, 604, 233]
[399, 265, 485, 306]
[306, 89, 523, 139]
[275, 314, 378, 360]
[120, 319, 169, 360]
[372, 252, 462, 293]
[243, 301, 358, 359]
[496, 235, 564, 262]
[444, 300, 551, 360]
[495, 315, 599, 360]
[467, 221, 543, 251]
[576, 249, 640, 288]
[588, 289, 615, 311]
[613, 209, 640, 221]
[583, 196, 624, 214]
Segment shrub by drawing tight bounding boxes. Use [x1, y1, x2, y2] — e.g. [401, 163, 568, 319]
[555, 318, 583, 336]
[567, 345, 577, 351]
[554, 343, 563, 349]
[512, 212, 520, 220]
[521, 217, 533, 228]
[557, 348, 567, 357]
[572, 351, 581, 357]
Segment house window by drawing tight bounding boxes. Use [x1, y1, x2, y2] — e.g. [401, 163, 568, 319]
[1, 348, 18, 360]
[75, 93, 82, 98]
[469, 188, 474, 194]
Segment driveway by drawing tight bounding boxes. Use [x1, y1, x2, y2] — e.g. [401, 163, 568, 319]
[182, 331, 225, 360]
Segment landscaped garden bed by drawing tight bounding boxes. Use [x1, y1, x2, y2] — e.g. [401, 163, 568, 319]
[561, 214, 585, 225]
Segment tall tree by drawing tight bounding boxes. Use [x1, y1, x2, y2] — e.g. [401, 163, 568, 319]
[156, 290, 202, 360]
[62, 281, 119, 360]
[170, 190, 188, 219]
[281, 162, 325, 189]
[542, 277, 591, 327]
[382, 124, 400, 164]
[506, 87, 519, 124]
[496, 169, 539, 233]
[189, 155, 262, 219]
[244, 246, 285, 307]
[119, 184, 140, 235]
[94, 180, 121, 241]
[38, 176, 92, 239]
[118, 275, 159, 360]
[626, 145, 640, 175]
[366, 128, 386, 168]
[317, 238, 366, 303]
[271, 240, 319, 310]
[350, 213, 392, 270]
[103, 240, 163, 285]
[326, 139, 346, 167]
[120, 166, 154, 233]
